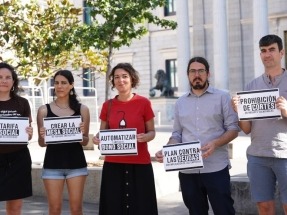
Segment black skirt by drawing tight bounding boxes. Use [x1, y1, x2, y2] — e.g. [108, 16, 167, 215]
[0, 147, 32, 201]
[99, 162, 158, 215]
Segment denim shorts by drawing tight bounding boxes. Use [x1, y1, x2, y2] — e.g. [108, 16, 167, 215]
[42, 167, 88, 179]
[247, 154, 287, 203]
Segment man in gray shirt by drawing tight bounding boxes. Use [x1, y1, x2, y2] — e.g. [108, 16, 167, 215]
[232, 34, 287, 215]
[155, 56, 239, 215]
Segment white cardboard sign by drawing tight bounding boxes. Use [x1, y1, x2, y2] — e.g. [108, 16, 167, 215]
[237, 88, 281, 120]
[99, 128, 137, 155]
[0, 117, 29, 144]
[162, 141, 203, 171]
[43, 116, 82, 144]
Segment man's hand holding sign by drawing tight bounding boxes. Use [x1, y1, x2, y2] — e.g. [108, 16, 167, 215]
[276, 95, 287, 118]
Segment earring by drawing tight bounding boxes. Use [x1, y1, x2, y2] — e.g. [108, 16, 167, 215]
[11, 86, 14, 92]
[70, 90, 74, 95]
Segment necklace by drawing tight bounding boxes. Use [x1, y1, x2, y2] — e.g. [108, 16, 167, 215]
[54, 101, 69, 109]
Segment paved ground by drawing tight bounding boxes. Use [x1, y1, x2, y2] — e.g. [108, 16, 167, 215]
[0, 124, 249, 215]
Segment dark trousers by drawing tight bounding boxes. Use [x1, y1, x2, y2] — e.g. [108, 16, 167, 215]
[179, 166, 235, 215]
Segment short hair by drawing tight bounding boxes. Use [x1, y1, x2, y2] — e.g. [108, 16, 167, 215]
[109, 63, 140, 90]
[0, 62, 19, 98]
[186, 57, 210, 75]
[259, 34, 283, 51]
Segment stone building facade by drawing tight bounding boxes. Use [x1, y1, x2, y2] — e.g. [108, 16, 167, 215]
[73, 0, 287, 124]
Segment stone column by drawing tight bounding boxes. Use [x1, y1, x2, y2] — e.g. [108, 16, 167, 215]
[176, 0, 190, 95]
[253, 0, 268, 78]
[213, 0, 229, 90]
[192, 0, 205, 57]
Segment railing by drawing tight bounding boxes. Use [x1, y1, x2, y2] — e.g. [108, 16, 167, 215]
[19, 86, 99, 127]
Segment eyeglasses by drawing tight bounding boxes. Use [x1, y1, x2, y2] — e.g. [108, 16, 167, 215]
[188, 69, 206, 75]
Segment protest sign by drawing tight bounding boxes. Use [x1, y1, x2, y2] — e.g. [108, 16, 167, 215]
[163, 141, 203, 171]
[237, 88, 281, 120]
[99, 128, 137, 155]
[0, 117, 29, 144]
[44, 116, 82, 144]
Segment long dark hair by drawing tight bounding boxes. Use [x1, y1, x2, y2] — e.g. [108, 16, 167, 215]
[0, 62, 19, 98]
[53, 70, 80, 112]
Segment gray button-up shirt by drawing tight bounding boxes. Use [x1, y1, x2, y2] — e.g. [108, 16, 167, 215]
[170, 85, 239, 173]
[245, 70, 287, 158]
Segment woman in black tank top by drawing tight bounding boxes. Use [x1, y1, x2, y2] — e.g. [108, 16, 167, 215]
[37, 70, 90, 215]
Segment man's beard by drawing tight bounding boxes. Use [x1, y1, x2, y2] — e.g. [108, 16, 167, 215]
[190, 78, 208, 90]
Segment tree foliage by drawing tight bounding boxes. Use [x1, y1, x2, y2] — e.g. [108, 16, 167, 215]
[0, 0, 107, 84]
[82, 0, 177, 100]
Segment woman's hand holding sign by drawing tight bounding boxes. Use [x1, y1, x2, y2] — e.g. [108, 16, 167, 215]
[155, 150, 164, 163]
[137, 130, 155, 143]
[38, 127, 46, 147]
[79, 122, 89, 146]
[26, 125, 33, 141]
[92, 134, 100, 146]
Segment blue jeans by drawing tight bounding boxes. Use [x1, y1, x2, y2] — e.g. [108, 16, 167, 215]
[179, 166, 235, 215]
[247, 154, 287, 203]
[42, 167, 88, 179]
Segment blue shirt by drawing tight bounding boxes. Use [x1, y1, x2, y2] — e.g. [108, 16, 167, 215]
[170, 85, 239, 173]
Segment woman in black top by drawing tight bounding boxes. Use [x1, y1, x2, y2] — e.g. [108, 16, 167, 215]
[0, 62, 33, 215]
[37, 70, 90, 215]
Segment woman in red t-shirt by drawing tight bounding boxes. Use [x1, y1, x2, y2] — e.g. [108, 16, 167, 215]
[93, 63, 158, 215]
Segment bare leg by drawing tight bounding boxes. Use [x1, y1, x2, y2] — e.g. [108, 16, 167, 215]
[282, 203, 287, 215]
[257, 201, 275, 215]
[66, 175, 87, 215]
[6, 199, 22, 215]
[43, 179, 65, 215]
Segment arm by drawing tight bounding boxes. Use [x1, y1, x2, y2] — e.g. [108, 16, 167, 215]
[231, 95, 252, 134]
[80, 104, 90, 146]
[26, 125, 33, 141]
[238, 121, 252, 134]
[24, 98, 33, 141]
[155, 101, 182, 163]
[137, 118, 155, 143]
[36, 105, 47, 147]
[92, 121, 108, 145]
[201, 130, 238, 159]
[200, 94, 239, 158]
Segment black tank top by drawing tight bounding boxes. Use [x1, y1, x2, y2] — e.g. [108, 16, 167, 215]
[43, 104, 87, 169]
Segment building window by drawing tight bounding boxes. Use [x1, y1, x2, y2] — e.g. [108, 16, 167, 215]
[165, 59, 178, 90]
[284, 31, 287, 69]
[164, 0, 176, 16]
[83, 1, 91, 25]
[83, 68, 95, 96]
[82, 1, 93, 96]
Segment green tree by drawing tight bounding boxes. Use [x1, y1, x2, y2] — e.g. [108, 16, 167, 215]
[0, 0, 107, 85]
[83, 0, 177, 100]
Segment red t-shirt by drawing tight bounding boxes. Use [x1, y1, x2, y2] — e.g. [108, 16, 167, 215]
[99, 94, 155, 164]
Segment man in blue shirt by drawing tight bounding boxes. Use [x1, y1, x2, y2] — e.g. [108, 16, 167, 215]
[155, 56, 239, 215]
